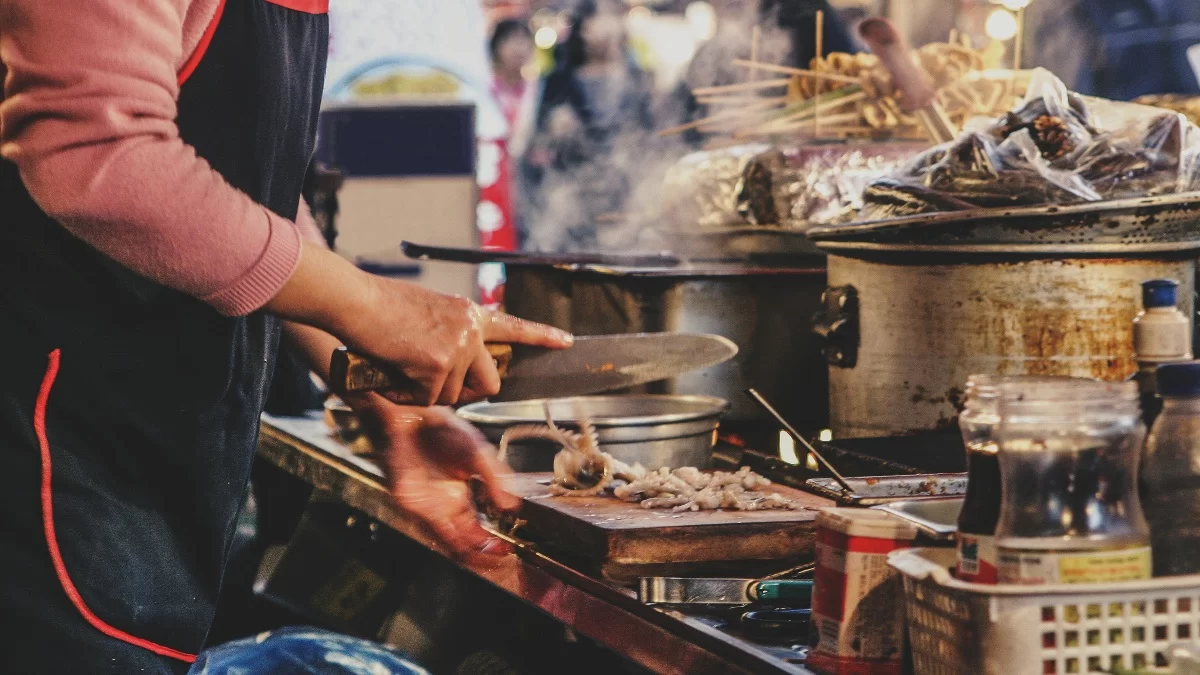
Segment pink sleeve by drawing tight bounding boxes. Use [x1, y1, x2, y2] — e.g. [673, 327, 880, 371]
[0, 0, 304, 316]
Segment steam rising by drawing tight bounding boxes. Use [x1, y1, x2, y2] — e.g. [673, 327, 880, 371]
[521, 2, 796, 253]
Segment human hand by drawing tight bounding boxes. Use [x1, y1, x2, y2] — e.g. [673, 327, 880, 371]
[351, 395, 519, 565]
[335, 275, 572, 406]
[266, 243, 572, 407]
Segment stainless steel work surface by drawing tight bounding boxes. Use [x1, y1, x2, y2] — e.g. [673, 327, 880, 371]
[258, 413, 815, 675]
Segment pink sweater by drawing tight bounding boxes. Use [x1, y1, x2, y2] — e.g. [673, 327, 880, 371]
[0, 0, 325, 316]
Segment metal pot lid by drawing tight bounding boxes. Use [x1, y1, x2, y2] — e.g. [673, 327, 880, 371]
[458, 395, 729, 428]
[805, 191, 1200, 252]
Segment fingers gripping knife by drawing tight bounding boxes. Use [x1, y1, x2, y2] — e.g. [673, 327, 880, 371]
[329, 333, 739, 402]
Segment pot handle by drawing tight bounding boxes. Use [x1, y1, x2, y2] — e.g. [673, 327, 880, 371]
[811, 286, 859, 368]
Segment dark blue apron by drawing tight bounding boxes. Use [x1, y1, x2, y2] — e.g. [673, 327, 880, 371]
[1081, 0, 1200, 99]
[0, 0, 327, 672]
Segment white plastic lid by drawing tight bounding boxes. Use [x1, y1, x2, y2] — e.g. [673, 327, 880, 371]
[816, 507, 918, 540]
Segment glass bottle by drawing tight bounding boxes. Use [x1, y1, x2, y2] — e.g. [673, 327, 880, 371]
[1142, 361, 1200, 577]
[995, 379, 1151, 585]
[956, 375, 1095, 584]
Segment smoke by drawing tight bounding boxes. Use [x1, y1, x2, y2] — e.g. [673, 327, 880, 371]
[520, 2, 796, 253]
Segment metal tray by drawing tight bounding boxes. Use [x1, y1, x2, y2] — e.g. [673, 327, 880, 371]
[806, 191, 1200, 253]
[872, 498, 963, 542]
[804, 474, 967, 506]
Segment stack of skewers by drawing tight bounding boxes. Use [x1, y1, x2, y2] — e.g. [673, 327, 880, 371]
[663, 26, 1028, 143]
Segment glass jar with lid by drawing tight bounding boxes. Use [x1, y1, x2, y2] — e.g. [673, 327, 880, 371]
[956, 375, 1096, 584]
[994, 379, 1151, 585]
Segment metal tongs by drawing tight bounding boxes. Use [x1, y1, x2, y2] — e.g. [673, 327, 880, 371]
[745, 388, 854, 493]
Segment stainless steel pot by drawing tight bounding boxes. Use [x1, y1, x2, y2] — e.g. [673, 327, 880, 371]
[503, 263, 829, 429]
[458, 395, 729, 472]
[403, 241, 830, 430]
[812, 242, 1199, 438]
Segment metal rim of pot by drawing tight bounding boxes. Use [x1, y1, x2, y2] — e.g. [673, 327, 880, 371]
[805, 190, 1200, 243]
[457, 394, 730, 429]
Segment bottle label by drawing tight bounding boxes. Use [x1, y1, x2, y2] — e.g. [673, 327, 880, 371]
[997, 547, 1152, 585]
[956, 533, 998, 584]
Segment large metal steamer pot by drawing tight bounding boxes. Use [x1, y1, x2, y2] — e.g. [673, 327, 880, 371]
[503, 263, 830, 430]
[812, 242, 1198, 438]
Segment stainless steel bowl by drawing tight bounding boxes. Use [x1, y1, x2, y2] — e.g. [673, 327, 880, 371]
[457, 395, 729, 472]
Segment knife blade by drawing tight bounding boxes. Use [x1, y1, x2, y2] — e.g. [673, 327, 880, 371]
[638, 577, 813, 606]
[329, 333, 738, 402]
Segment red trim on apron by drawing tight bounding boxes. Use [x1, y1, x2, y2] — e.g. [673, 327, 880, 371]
[177, 0, 228, 87]
[34, 350, 199, 664]
[264, 0, 329, 14]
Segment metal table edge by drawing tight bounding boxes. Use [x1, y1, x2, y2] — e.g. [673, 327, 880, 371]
[257, 417, 814, 675]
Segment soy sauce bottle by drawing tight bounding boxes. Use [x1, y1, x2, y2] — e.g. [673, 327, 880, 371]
[956, 376, 1002, 584]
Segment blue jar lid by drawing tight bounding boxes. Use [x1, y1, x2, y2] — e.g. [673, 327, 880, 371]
[1156, 361, 1200, 397]
[1142, 279, 1179, 309]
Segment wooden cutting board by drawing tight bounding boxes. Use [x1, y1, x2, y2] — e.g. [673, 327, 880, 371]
[507, 473, 835, 583]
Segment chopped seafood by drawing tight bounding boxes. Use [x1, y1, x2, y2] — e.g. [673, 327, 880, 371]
[498, 406, 808, 512]
[615, 466, 809, 512]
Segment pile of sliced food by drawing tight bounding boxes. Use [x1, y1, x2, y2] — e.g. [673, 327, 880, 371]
[498, 404, 810, 513]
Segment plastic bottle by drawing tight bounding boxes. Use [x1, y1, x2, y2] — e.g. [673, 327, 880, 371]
[1142, 361, 1200, 577]
[1133, 279, 1193, 426]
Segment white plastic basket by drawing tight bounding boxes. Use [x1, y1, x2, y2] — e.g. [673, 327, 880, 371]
[889, 547, 1200, 674]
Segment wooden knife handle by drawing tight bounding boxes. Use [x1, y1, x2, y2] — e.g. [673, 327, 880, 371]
[330, 343, 513, 394]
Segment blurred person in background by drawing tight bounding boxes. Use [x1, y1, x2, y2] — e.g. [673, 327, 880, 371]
[1023, 0, 1200, 99]
[674, 0, 857, 145]
[521, 0, 655, 251]
[489, 18, 538, 158]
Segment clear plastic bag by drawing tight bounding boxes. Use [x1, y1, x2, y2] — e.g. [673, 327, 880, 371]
[189, 627, 430, 675]
[860, 69, 1200, 220]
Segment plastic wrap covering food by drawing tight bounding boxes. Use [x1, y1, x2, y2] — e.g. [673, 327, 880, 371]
[659, 142, 924, 231]
[860, 70, 1200, 220]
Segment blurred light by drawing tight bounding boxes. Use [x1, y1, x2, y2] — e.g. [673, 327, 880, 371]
[627, 5, 652, 27]
[778, 430, 799, 465]
[684, 1, 717, 41]
[534, 26, 559, 50]
[818, 428, 833, 442]
[805, 453, 820, 472]
[996, 0, 1030, 9]
[984, 8, 1019, 41]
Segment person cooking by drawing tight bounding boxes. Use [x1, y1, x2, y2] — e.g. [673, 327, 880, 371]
[0, 0, 572, 672]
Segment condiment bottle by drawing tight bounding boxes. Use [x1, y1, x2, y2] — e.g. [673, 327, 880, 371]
[1133, 279, 1193, 426]
[955, 375, 1094, 584]
[1142, 361, 1200, 577]
[995, 379, 1151, 585]
[955, 375, 1002, 584]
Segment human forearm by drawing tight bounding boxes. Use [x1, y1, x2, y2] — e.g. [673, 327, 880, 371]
[0, 0, 304, 316]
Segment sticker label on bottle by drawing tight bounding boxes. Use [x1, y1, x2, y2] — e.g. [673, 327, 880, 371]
[997, 547, 1152, 585]
[956, 533, 998, 584]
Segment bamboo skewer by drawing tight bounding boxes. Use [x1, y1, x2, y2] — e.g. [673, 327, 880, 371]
[657, 99, 783, 137]
[691, 78, 792, 96]
[814, 10, 825, 138]
[749, 25, 762, 82]
[731, 60, 859, 83]
[696, 95, 787, 106]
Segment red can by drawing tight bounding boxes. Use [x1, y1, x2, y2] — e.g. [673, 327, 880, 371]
[808, 508, 917, 675]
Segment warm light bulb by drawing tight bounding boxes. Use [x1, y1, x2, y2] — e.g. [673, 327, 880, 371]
[779, 430, 799, 465]
[627, 5, 652, 26]
[534, 26, 559, 50]
[684, 1, 717, 41]
[985, 8, 1019, 41]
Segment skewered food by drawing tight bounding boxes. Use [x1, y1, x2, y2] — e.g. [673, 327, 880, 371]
[498, 404, 809, 512]
[664, 31, 1023, 142]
